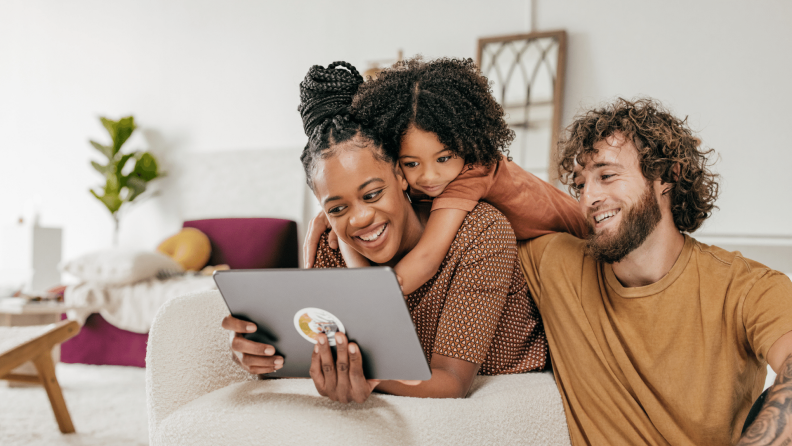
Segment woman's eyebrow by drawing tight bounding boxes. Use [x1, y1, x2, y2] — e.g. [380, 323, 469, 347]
[323, 195, 341, 205]
[358, 178, 384, 190]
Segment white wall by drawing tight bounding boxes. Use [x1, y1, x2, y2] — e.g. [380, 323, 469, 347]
[0, 0, 529, 262]
[536, 0, 792, 237]
[1, 0, 790, 268]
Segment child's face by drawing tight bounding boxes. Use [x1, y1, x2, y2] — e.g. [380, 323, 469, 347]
[399, 126, 466, 197]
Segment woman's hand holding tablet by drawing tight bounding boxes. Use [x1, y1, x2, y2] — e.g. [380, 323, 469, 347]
[222, 315, 283, 375]
[310, 332, 379, 403]
[224, 314, 421, 403]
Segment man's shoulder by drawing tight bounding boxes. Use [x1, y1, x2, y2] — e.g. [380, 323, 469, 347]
[691, 237, 792, 296]
[689, 237, 788, 283]
[518, 232, 586, 267]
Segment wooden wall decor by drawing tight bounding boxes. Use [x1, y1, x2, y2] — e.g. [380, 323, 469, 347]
[477, 30, 567, 182]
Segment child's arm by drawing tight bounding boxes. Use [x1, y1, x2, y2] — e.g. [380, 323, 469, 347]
[338, 238, 371, 268]
[303, 211, 370, 269]
[395, 208, 468, 295]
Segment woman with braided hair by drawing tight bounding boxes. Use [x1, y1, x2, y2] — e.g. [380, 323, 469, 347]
[304, 57, 587, 297]
[298, 61, 364, 148]
[222, 61, 551, 403]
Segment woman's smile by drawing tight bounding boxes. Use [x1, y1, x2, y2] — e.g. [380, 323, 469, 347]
[353, 222, 388, 246]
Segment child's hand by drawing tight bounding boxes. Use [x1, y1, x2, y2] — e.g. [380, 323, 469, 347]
[396, 274, 405, 294]
[338, 238, 370, 268]
[303, 211, 339, 268]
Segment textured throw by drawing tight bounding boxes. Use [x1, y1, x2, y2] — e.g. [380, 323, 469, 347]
[65, 276, 216, 333]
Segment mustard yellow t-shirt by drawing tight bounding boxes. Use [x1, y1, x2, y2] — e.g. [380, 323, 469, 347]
[518, 233, 792, 445]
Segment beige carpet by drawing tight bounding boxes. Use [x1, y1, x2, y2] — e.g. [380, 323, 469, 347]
[0, 363, 148, 445]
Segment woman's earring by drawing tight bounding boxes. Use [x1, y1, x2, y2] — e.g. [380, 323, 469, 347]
[405, 190, 413, 204]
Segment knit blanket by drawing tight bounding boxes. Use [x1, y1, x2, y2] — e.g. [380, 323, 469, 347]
[65, 276, 215, 333]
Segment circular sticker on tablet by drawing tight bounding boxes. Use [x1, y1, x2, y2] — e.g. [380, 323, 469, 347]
[293, 307, 346, 346]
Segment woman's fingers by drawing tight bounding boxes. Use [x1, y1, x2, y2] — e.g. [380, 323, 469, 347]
[222, 315, 285, 376]
[308, 336, 376, 404]
[317, 334, 338, 400]
[334, 333, 352, 404]
[348, 342, 375, 403]
[240, 353, 283, 374]
[309, 343, 327, 396]
[231, 335, 275, 357]
[222, 314, 256, 334]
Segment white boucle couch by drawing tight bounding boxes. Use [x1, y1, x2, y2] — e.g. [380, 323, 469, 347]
[146, 289, 572, 445]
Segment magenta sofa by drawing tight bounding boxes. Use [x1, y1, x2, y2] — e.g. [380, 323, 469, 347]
[61, 218, 298, 367]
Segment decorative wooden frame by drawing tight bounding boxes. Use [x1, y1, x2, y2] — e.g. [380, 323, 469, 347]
[476, 30, 567, 181]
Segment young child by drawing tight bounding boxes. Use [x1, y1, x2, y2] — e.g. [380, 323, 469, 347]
[307, 57, 587, 295]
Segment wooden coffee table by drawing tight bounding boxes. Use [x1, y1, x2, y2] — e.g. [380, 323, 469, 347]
[0, 298, 80, 384]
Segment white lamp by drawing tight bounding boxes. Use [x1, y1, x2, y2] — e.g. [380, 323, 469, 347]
[0, 217, 62, 296]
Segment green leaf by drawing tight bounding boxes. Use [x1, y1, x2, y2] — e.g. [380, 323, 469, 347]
[91, 161, 110, 176]
[125, 176, 148, 202]
[100, 117, 117, 143]
[90, 188, 122, 214]
[89, 115, 160, 218]
[105, 175, 120, 195]
[100, 116, 136, 156]
[132, 152, 159, 182]
[116, 153, 137, 187]
[117, 153, 136, 173]
[89, 140, 113, 159]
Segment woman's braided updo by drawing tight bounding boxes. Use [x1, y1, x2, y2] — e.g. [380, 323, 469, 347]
[298, 61, 389, 190]
[299, 61, 362, 142]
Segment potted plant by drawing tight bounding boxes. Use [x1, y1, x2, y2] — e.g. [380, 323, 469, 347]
[89, 116, 162, 245]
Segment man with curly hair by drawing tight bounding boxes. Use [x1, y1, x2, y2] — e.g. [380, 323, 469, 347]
[518, 97, 792, 445]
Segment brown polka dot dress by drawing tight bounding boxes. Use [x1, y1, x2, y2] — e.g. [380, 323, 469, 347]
[314, 202, 547, 375]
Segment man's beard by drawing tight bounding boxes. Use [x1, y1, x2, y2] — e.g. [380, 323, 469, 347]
[585, 185, 662, 264]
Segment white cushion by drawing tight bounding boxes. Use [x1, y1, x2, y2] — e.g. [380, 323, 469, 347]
[152, 372, 571, 446]
[60, 249, 183, 286]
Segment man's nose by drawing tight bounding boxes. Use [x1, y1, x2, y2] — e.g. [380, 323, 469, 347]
[581, 182, 604, 208]
[348, 204, 375, 228]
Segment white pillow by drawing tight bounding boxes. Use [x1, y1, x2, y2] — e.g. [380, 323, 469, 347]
[60, 249, 184, 286]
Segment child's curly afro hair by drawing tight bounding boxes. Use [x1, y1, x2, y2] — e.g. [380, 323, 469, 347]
[351, 56, 514, 167]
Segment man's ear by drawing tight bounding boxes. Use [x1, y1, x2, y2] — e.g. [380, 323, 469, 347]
[659, 162, 680, 196]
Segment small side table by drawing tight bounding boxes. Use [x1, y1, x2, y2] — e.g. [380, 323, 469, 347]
[0, 299, 78, 385]
[0, 298, 70, 327]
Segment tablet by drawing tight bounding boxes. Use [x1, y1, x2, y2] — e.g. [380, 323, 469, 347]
[213, 267, 431, 381]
